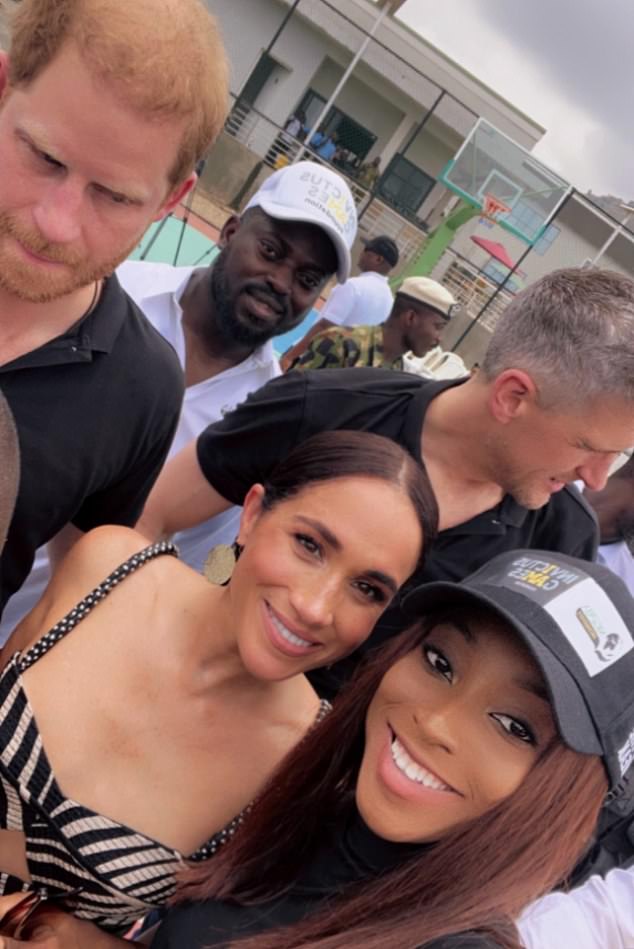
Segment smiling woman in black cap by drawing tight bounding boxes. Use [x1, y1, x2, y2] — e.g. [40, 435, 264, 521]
[148, 549, 634, 949]
[2, 550, 633, 948]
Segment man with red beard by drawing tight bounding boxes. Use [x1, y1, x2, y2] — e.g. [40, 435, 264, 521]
[0, 162, 354, 636]
[0, 0, 228, 616]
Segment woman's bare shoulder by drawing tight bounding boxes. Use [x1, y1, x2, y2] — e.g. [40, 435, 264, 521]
[51, 525, 166, 592]
[2, 527, 177, 660]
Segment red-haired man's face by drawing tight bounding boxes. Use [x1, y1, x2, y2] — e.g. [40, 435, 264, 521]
[0, 43, 193, 303]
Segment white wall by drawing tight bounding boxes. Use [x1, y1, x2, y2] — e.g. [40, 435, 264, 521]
[209, 0, 333, 125]
[404, 115, 463, 178]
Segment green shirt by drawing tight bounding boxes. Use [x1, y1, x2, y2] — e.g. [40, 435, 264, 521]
[292, 324, 403, 372]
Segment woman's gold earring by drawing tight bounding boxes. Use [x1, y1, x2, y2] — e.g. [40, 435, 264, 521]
[203, 541, 243, 586]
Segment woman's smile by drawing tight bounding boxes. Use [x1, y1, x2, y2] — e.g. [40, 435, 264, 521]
[263, 601, 322, 657]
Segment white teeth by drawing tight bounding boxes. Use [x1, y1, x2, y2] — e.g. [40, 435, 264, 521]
[390, 737, 450, 791]
[270, 611, 313, 648]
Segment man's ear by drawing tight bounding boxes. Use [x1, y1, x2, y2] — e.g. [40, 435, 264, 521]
[218, 214, 241, 249]
[153, 171, 197, 222]
[488, 368, 539, 424]
[0, 51, 10, 100]
[402, 306, 417, 329]
[237, 483, 266, 546]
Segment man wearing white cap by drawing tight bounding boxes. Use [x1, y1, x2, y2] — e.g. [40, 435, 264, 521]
[289, 276, 455, 371]
[0, 161, 357, 637]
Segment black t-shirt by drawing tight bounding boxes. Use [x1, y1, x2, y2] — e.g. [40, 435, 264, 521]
[426, 938, 502, 948]
[153, 910, 500, 949]
[152, 810, 504, 949]
[0, 274, 184, 612]
[196, 368, 598, 696]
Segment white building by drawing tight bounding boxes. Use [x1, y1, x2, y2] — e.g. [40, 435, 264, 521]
[206, 0, 544, 229]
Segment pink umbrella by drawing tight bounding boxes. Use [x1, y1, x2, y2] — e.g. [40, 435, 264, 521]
[470, 235, 516, 269]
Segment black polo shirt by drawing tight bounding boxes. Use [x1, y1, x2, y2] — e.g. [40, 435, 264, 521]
[196, 368, 597, 695]
[0, 273, 184, 614]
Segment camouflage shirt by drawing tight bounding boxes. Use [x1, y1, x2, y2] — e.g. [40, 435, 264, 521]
[292, 324, 402, 371]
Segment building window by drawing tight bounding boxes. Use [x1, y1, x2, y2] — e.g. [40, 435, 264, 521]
[504, 200, 543, 237]
[533, 223, 561, 256]
[482, 261, 522, 293]
[377, 154, 436, 220]
[295, 89, 377, 163]
[504, 201, 560, 254]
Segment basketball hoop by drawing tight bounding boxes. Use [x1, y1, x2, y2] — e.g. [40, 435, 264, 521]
[481, 193, 512, 222]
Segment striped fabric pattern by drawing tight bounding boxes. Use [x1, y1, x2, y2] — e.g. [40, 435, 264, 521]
[0, 543, 248, 933]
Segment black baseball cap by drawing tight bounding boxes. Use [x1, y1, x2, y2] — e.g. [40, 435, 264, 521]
[362, 235, 399, 268]
[403, 550, 634, 793]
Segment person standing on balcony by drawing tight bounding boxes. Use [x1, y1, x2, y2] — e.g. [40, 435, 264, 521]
[357, 154, 381, 190]
[283, 110, 306, 140]
[309, 128, 338, 161]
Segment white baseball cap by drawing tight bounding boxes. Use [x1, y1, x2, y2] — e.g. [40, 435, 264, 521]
[397, 276, 457, 319]
[244, 161, 357, 282]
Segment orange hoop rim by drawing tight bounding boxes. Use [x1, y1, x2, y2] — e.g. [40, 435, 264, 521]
[481, 193, 512, 221]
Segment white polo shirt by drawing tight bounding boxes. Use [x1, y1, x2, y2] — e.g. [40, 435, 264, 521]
[0, 261, 281, 642]
[321, 270, 393, 327]
[518, 865, 634, 948]
[597, 540, 634, 594]
[117, 261, 282, 571]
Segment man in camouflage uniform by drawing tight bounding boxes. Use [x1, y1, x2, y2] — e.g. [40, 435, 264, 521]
[289, 276, 456, 371]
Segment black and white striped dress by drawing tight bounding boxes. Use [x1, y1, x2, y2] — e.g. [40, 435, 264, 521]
[0, 542, 254, 933]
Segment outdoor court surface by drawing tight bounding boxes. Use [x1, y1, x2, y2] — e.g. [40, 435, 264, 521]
[130, 215, 318, 354]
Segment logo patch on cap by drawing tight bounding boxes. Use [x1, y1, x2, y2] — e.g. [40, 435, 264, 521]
[505, 557, 633, 676]
[299, 171, 356, 240]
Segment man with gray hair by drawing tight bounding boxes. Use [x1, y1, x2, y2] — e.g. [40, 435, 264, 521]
[140, 267, 634, 697]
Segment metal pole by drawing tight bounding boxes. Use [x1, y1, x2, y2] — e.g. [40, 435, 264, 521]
[293, 1, 394, 164]
[450, 188, 576, 351]
[591, 208, 634, 266]
[357, 88, 445, 224]
[139, 214, 172, 261]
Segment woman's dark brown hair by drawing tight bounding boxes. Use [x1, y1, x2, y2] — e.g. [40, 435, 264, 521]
[260, 430, 438, 571]
[176, 619, 607, 949]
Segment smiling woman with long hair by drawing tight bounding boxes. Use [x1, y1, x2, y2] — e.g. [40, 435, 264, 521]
[146, 549, 633, 949]
[0, 430, 433, 935]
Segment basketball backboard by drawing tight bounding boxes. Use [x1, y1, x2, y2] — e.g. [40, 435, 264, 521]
[439, 118, 570, 244]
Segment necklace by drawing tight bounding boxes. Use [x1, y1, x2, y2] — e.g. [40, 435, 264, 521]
[82, 280, 102, 319]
